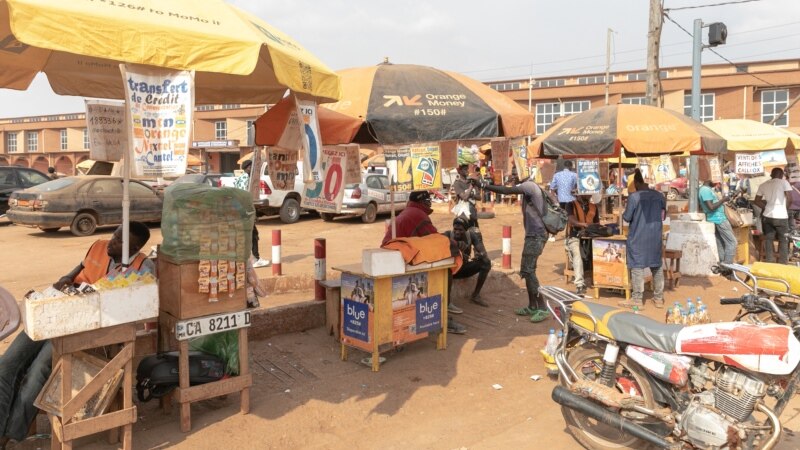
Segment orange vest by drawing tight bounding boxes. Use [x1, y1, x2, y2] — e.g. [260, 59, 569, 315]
[567, 201, 597, 235]
[74, 240, 147, 285]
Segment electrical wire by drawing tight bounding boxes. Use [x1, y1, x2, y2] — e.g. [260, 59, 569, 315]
[664, 0, 762, 12]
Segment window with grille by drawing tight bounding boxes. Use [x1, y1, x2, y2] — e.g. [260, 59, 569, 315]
[60, 129, 68, 150]
[683, 93, 715, 122]
[26, 131, 38, 151]
[622, 97, 647, 105]
[761, 89, 789, 127]
[534, 79, 565, 88]
[83, 128, 90, 149]
[6, 132, 17, 153]
[215, 121, 227, 140]
[535, 101, 590, 135]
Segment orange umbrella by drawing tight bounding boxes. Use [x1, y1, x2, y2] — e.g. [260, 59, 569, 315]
[255, 95, 362, 145]
[260, 63, 533, 146]
[529, 104, 726, 159]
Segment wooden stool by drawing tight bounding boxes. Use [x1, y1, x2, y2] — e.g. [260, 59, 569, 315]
[663, 249, 682, 289]
[321, 279, 342, 339]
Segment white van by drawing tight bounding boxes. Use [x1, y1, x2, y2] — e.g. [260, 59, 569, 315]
[220, 161, 306, 224]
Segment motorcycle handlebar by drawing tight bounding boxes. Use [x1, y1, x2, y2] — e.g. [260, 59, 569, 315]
[720, 297, 742, 305]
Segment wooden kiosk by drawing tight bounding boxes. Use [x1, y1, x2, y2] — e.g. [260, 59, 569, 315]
[157, 253, 252, 433]
[333, 262, 453, 372]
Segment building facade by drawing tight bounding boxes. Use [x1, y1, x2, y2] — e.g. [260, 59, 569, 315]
[489, 58, 800, 136]
[0, 104, 267, 175]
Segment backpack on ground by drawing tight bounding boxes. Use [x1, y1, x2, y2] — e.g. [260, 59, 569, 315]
[532, 183, 568, 234]
[136, 351, 225, 402]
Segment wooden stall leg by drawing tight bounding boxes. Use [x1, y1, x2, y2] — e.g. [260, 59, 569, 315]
[238, 328, 250, 415]
[340, 343, 348, 361]
[438, 270, 448, 351]
[60, 353, 73, 450]
[371, 348, 380, 372]
[178, 340, 191, 433]
[122, 341, 133, 450]
[593, 287, 599, 299]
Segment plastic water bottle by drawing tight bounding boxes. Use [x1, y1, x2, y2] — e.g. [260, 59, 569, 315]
[688, 305, 697, 325]
[557, 330, 564, 348]
[698, 305, 709, 324]
[545, 329, 558, 356]
[696, 297, 704, 311]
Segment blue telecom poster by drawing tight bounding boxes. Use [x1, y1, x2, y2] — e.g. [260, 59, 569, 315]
[577, 159, 601, 195]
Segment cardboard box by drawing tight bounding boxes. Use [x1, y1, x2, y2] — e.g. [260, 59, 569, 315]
[158, 255, 246, 320]
[362, 249, 405, 277]
[24, 283, 158, 341]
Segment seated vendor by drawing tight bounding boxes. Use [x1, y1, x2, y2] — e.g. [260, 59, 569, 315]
[0, 222, 153, 449]
[381, 190, 467, 335]
[566, 194, 599, 296]
[443, 217, 491, 307]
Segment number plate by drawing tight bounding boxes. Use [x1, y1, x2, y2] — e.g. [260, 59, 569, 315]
[175, 310, 251, 341]
[17, 200, 30, 207]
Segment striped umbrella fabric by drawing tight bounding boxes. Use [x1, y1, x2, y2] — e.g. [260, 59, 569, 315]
[530, 104, 727, 158]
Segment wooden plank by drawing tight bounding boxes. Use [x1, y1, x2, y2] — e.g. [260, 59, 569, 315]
[58, 324, 136, 354]
[373, 277, 393, 345]
[61, 354, 72, 425]
[238, 328, 250, 415]
[62, 407, 136, 441]
[179, 339, 191, 433]
[123, 349, 133, 450]
[49, 414, 63, 446]
[176, 374, 253, 404]
[61, 344, 132, 421]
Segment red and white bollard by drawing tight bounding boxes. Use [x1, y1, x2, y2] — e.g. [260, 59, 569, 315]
[272, 230, 282, 276]
[314, 238, 326, 301]
[502, 225, 512, 269]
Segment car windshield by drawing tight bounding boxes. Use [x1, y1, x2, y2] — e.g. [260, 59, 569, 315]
[28, 177, 78, 192]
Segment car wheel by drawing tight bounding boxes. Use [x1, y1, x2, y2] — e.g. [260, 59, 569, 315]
[280, 198, 300, 224]
[477, 210, 495, 220]
[320, 212, 336, 222]
[39, 227, 60, 233]
[70, 212, 97, 236]
[362, 203, 377, 223]
[667, 188, 679, 201]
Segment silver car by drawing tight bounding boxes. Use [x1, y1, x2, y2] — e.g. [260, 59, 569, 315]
[319, 173, 408, 223]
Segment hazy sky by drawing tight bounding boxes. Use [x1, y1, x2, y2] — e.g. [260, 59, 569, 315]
[1, 0, 798, 118]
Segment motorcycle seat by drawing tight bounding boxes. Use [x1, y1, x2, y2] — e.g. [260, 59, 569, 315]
[570, 301, 684, 353]
[749, 262, 800, 294]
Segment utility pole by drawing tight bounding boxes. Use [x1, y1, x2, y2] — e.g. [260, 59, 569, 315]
[688, 18, 703, 215]
[604, 28, 612, 105]
[645, 0, 663, 106]
[528, 74, 533, 145]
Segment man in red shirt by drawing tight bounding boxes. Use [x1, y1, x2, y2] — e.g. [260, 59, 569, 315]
[381, 191, 467, 334]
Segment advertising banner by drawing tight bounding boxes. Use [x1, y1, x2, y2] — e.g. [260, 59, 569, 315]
[410, 143, 442, 190]
[122, 64, 193, 177]
[415, 295, 442, 334]
[385, 146, 413, 191]
[439, 140, 458, 168]
[577, 159, 601, 195]
[340, 273, 374, 352]
[735, 153, 764, 175]
[592, 238, 627, 287]
[267, 148, 299, 191]
[391, 273, 431, 345]
[510, 138, 529, 180]
[653, 155, 677, 184]
[761, 149, 787, 168]
[490, 139, 510, 174]
[343, 144, 362, 184]
[708, 157, 722, 184]
[786, 151, 800, 183]
[85, 99, 127, 162]
[296, 98, 323, 184]
[301, 145, 347, 213]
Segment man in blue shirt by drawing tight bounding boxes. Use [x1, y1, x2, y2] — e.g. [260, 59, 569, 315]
[699, 180, 736, 265]
[550, 160, 577, 209]
[621, 172, 666, 310]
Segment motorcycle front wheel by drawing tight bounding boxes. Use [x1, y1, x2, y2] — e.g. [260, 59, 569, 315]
[561, 344, 659, 450]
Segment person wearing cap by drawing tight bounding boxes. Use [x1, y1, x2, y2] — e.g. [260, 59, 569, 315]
[481, 173, 551, 323]
[565, 194, 599, 296]
[382, 190, 468, 334]
[443, 216, 491, 307]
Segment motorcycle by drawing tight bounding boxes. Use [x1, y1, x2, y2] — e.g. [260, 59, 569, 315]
[541, 281, 800, 450]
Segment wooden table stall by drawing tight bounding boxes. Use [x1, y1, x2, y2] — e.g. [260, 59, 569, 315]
[333, 263, 453, 372]
[590, 235, 634, 299]
[157, 253, 251, 433]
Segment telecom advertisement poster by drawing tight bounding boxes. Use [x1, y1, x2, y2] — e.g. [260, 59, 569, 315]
[577, 159, 601, 195]
[391, 273, 434, 345]
[122, 65, 193, 177]
[85, 99, 127, 162]
[510, 138, 530, 180]
[592, 238, 627, 287]
[410, 144, 442, 190]
[384, 146, 413, 191]
[301, 146, 347, 213]
[267, 148, 299, 191]
[340, 273, 374, 352]
[295, 98, 323, 184]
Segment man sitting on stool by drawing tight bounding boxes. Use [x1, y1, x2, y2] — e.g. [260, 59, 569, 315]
[444, 216, 491, 307]
[565, 194, 599, 296]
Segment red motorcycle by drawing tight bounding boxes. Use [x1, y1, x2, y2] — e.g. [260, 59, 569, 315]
[541, 281, 799, 450]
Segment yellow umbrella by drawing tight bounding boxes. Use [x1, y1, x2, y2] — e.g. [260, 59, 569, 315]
[705, 119, 800, 151]
[0, 0, 341, 103]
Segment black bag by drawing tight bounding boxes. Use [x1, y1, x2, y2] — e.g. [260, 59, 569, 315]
[532, 183, 568, 234]
[136, 351, 225, 402]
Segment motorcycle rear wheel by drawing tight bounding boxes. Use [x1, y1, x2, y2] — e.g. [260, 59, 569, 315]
[561, 344, 659, 450]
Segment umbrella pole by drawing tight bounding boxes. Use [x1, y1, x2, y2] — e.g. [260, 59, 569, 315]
[618, 160, 623, 231]
[390, 183, 397, 240]
[122, 152, 131, 265]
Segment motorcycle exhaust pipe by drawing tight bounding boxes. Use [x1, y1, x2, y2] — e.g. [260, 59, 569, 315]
[552, 386, 677, 449]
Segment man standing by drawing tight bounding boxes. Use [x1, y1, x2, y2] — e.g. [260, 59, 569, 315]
[482, 174, 550, 322]
[382, 190, 468, 334]
[443, 217, 491, 307]
[565, 194, 599, 295]
[452, 164, 481, 230]
[754, 167, 792, 264]
[550, 160, 577, 209]
[699, 181, 737, 265]
[621, 172, 666, 310]
[236, 159, 269, 268]
[0, 223, 153, 449]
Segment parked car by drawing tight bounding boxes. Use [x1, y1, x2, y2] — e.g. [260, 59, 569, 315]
[7, 176, 163, 236]
[0, 166, 51, 217]
[319, 172, 409, 223]
[220, 161, 305, 224]
[172, 173, 226, 187]
[655, 176, 688, 201]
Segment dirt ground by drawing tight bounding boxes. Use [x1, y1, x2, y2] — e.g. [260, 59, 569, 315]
[3, 203, 800, 449]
